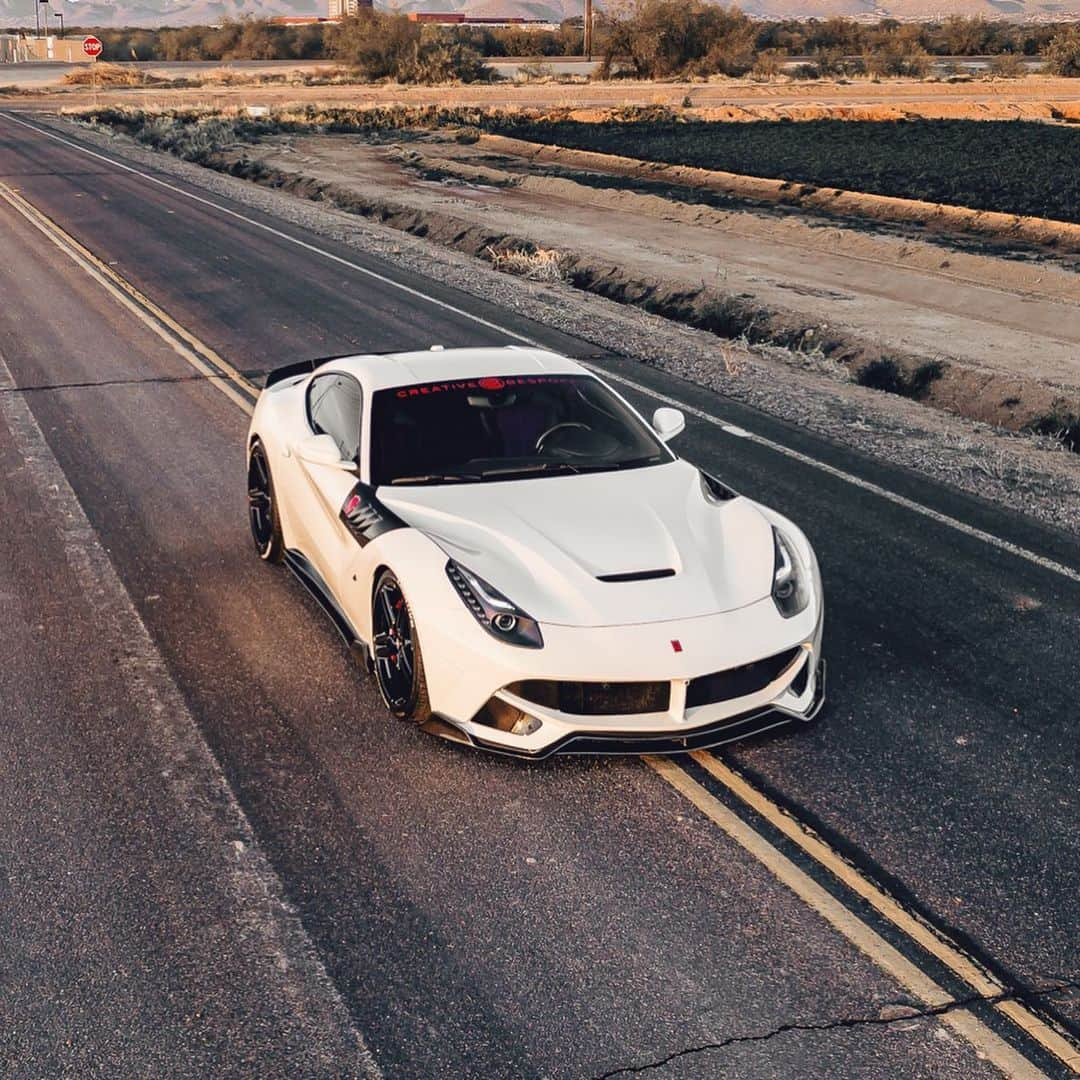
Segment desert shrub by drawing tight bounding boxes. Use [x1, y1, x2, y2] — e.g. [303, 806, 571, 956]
[486, 244, 566, 282]
[63, 63, 152, 87]
[1027, 409, 1080, 451]
[988, 52, 1026, 78]
[863, 27, 933, 78]
[751, 49, 784, 80]
[1043, 28, 1080, 77]
[813, 46, 850, 77]
[790, 63, 820, 80]
[857, 357, 942, 398]
[856, 357, 905, 394]
[131, 114, 246, 162]
[409, 32, 492, 84]
[328, 12, 490, 83]
[516, 61, 555, 82]
[598, 0, 757, 79]
[933, 15, 992, 56]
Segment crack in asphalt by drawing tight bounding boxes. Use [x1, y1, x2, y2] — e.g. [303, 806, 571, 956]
[591, 980, 1080, 1078]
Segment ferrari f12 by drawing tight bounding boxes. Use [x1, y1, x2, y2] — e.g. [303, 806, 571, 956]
[247, 347, 824, 758]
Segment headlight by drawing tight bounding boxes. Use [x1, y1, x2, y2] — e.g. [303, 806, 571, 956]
[772, 527, 811, 618]
[445, 560, 544, 649]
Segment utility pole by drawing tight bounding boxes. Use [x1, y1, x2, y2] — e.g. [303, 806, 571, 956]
[584, 0, 592, 61]
[34, 0, 41, 39]
[54, 10, 64, 37]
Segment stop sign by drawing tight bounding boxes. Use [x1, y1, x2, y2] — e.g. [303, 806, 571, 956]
[82, 36, 103, 58]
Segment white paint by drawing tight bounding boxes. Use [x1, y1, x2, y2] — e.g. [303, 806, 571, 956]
[4, 111, 1076, 589]
[0, 344, 381, 1079]
[593, 366, 1080, 587]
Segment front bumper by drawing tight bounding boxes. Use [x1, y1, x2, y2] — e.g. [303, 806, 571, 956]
[433, 652, 825, 760]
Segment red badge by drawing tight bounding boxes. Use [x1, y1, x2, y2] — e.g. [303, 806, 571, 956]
[344, 494, 362, 515]
[671, 640, 683, 653]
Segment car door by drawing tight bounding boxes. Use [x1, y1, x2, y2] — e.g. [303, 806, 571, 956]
[293, 371, 365, 599]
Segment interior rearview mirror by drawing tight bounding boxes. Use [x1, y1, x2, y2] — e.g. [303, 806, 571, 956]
[296, 434, 351, 469]
[652, 407, 686, 442]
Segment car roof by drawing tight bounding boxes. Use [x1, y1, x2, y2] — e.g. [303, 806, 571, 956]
[315, 346, 587, 392]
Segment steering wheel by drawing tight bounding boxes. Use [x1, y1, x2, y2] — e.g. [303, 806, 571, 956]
[535, 421, 591, 453]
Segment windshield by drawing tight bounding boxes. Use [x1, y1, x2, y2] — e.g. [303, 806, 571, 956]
[370, 373, 671, 486]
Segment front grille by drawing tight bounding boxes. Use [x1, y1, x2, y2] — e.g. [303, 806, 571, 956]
[686, 647, 802, 709]
[506, 679, 670, 716]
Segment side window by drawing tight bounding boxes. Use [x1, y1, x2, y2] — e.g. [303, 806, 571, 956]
[308, 374, 363, 462]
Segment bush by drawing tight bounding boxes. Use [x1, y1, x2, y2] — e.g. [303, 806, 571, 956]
[1027, 409, 1080, 451]
[598, 0, 758, 79]
[750, 48, 784, 80]
[987, 52, 1026, 78]
[856, 357, 942, 399]
[1043, 27, 1080, 77]
[328, 12, 491, 83]
[863, 27, 933, 78]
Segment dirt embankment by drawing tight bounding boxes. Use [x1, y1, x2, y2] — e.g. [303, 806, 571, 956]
[73, 108, 1080, 446]
[200, 132, 1078, 443]
[478, 134, 1080, 254]
[11, 73, 1080, 117]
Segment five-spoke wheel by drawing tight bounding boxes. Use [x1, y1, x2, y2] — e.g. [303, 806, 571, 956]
[247, 440, 283, 562]
[372, 569, 431, 722]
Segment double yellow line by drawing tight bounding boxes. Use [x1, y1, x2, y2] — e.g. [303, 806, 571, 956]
[3, 179, 1077, 1078]
[652, 754, 1078, 1077]
[0, 179, 260, 412]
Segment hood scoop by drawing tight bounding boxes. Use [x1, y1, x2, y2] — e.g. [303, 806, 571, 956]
[596, 569, 676, 583]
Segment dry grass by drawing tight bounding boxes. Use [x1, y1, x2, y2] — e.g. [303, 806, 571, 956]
[485, 245, 566, 282]
[63, 64, 352, 91]
[63, 64, 166, 88]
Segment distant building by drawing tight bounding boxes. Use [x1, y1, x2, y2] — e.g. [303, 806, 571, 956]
[2, 35, 92, 62]
[328, 0, 373, 16]
[270, 15, 346, 23]
[406, 12, 556, 26]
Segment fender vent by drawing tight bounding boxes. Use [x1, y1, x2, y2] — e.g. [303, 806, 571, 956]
[596, 569, 676, 583]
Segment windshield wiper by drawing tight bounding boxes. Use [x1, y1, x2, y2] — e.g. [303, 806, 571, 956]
[576, 455, 665, 472]
[478, 462, 584, 479]
[486, 457, 664, 479]
[391, 473, 483, 485]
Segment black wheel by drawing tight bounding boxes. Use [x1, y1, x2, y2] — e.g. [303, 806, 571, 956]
[248, 439, 283, 563]
[371, 570, 431, 723]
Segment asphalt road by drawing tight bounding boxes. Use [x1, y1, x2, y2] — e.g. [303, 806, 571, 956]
[0, 112, 1077, 1078]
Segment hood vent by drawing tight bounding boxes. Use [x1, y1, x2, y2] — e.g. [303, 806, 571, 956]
[596, 569, 676, 583]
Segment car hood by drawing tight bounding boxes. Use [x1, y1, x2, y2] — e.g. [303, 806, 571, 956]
[377, 460, 774, 627]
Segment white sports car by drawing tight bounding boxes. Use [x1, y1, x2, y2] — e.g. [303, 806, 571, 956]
[247, 346, 824, 758]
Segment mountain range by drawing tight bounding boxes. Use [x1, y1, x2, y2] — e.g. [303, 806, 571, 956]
[2, 0, 1077, 31]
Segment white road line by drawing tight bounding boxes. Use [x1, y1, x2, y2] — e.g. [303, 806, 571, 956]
[6, 110, 1075, 1076]
[0, 112, 541, 348]
[649, 757, 1051, 1080]
[0, 344, 381, 1078]
[6, 111, 1078, 590]
[595, 365, 1080, 586]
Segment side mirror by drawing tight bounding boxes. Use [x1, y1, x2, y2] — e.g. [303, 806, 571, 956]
[296, 434, 351, 469]
[652, 407, 686, 442]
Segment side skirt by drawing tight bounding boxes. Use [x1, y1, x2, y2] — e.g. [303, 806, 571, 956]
[283, 549, 370, 668]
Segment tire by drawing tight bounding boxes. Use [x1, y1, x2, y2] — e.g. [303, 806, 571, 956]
[247, 439, 284, 563]
[371, 569, 432, 724]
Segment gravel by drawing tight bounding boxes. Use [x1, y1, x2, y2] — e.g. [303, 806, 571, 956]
[51, 112, 1080, 536]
